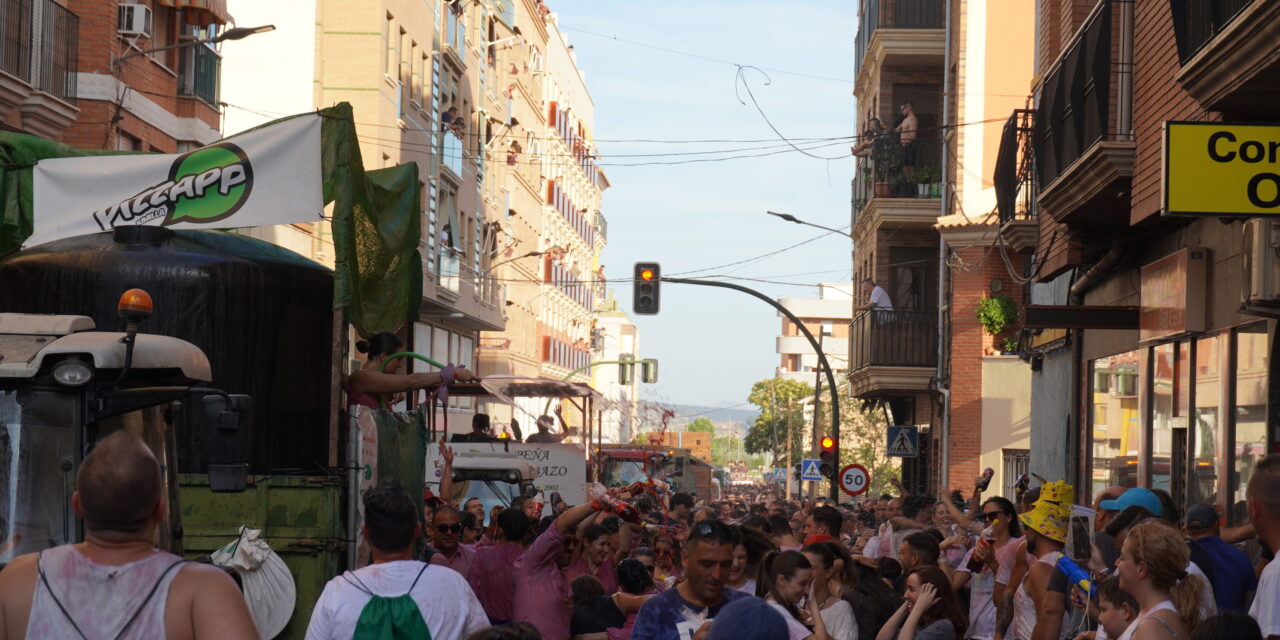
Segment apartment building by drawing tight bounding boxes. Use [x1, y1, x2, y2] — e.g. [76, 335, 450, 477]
[0, 0, 224, 151]
[776, 283, 853, 384]
[1013, 0, 1278, 523]
[593, 294, 641, 444]
[849, 0, 1034, 496]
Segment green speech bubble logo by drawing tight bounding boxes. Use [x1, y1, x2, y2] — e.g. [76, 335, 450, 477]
[164, 142, 254, 225]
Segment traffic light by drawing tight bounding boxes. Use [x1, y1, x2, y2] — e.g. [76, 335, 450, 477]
[633, 262, 660, 314]
[819, 435, 837, 478]
[619, 354, 635, 385]
[640, 358, 659, 383]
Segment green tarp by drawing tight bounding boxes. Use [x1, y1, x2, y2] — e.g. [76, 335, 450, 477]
[0, 102, 421, 337]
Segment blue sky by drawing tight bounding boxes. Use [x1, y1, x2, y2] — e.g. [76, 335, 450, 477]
[553, 1, 858, 409]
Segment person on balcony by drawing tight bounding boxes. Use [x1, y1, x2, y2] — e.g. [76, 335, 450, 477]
[852, 118, 886, 157]
[856, 279, 895, 316]
[897, 101, 919, 179]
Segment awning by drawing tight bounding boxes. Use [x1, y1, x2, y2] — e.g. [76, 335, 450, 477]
[157, 0, 233, 26]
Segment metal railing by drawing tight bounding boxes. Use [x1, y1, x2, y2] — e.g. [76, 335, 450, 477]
[994, 109, 1036, 225]
[471, 271, 504, 308]
[595, 211, 607, 243]
[1170, 0, 1253, 64]
[1035, 0, 1127, 190]
[849, 308, 938, 370]
[852, 133, 943, 221]
[0, 0, 31, 82]
[854, 0, 945, 76]
[438, 246, 461, 293]
[441, 128, 464, 178]
[178, 43, 218, 106]
[34, 0, 75, 101]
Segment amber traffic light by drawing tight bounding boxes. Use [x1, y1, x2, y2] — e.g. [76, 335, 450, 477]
[633, 262, 660, 314]
[819, 436, 837, 478]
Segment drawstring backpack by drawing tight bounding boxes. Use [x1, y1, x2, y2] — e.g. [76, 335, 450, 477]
[340, 564, 433, 640]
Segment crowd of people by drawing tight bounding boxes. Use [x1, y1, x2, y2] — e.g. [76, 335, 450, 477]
[2, 430, 1279, 640]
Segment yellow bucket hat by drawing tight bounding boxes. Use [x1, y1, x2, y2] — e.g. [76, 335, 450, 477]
[1018, 480, 1074, 543]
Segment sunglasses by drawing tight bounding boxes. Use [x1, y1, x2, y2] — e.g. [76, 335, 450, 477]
[436, 523, 463, 534]
[982, 512, 1005, 522]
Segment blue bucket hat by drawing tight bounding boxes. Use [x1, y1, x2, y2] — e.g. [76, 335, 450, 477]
[1098, 487, 1162, 517]
[707, 596, 788, 640]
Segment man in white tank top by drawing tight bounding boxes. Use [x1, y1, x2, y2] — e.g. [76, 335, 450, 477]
[0, 430, 257, 640]
[1011, 481, 1074, 640]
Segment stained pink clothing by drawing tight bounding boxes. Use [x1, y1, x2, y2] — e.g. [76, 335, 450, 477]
[26, 545, 187, 640]
[514, 525, 572, 640]
[566, 553, 619, 594]
[607, 611, 638, 640]
[468, 542, 525, 621]
[431, 544, 476, 577]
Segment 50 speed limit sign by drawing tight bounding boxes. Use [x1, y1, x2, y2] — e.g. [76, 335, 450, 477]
[839, 464, 870, 496]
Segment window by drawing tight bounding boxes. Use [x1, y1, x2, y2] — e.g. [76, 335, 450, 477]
[384, 13, 395, 76]
[1232, 323, 1268, 523]
[1151, 343, 1178, 493]
[821, 321, 834, 337]
[1089, 350, 1141, 497]
[409, 40, 421, 106]
[1002, 449, 1030, 501]
[1191, 335, 1220, 507]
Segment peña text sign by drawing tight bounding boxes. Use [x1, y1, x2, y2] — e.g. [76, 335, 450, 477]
[1165, 121, 1280, 216]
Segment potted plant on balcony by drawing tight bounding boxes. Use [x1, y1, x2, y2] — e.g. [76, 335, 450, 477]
[914, 165, 940, 198]
[872, 135, 900, 198]
[977, 293, 1018, 336]
[1000, 337, 1020, 356]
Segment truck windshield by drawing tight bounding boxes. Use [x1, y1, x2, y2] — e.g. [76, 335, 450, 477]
[450, 479, 520, 516]
[1, 389, 78, 564]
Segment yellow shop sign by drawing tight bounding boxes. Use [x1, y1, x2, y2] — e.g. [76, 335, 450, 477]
[1165, 121, 1280, 216]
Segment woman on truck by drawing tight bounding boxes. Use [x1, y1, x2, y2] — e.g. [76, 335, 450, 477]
[345, 332, 478, 408]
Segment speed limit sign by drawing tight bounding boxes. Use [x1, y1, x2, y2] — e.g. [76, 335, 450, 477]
[839, 464, 870, 496]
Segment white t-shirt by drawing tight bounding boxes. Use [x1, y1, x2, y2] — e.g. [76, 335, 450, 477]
[768, 601, 813, 640]
[305, 560, 489, 640]
[1251, 556, 1280, 637]
[821, 598, 859, 640]
[870, 286, 894, 311]
[729, 578, 758, 596]
[959, 547, 998, 640]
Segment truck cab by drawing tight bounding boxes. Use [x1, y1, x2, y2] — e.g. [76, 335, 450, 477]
[425, 448, 540, 515]
[0, 298, 248, 565]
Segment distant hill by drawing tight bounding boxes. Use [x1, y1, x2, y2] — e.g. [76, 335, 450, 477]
[667, 404, 759, 427]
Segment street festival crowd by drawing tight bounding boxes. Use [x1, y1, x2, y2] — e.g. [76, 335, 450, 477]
[3, 432, 1280, 640]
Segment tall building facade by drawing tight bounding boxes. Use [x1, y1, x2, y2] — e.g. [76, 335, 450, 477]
[1012, 0, 1277, 523]
[850, 0, 1035, 497]
[0, 0, 226, 152]
[594, 294, 641, 444]
[776, 283, 853, 384]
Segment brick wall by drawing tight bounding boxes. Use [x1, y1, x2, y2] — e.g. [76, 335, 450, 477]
[60, 1, 219, 150]
[947, 244, 1025, 490]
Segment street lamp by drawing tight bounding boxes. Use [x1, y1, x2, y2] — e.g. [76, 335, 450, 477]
[483, 246, 561, 275]
[113, 24, 277, 67]
[765, 211, 854, 239]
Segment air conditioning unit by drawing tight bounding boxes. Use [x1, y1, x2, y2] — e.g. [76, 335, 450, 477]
[1242, 218, 1280, 305]
[118, 4, 153, 38]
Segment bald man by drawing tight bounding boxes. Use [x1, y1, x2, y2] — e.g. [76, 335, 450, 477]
[0, 430, 256, 640]
[1248, 455, 1280, 640]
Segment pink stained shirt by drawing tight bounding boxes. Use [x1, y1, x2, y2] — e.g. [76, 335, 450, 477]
[468, 542, 525, 621]
[566, 553, 619, 595]
[514, 525, 572, 639]
[430, 543, 476, 577]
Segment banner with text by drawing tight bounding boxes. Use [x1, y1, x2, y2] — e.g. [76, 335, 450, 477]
[27, 113, 323, 247]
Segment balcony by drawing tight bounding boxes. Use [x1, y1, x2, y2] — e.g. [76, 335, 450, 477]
[441, 128, 464, 180]
[12, 0, 78, 139]
[994, 109, 1038, 252]
[438, 246, 462, 295]
[847, 309, 937, 397]
[178, 43, 219, 107]
[1034, 0, 1133, 226]
[1172, 0, 1280, 118]
[854, 0, 945, 86]
[595, 211, 607, 243]
[443, 8, 466, 69]
[852, 135, 943, 234]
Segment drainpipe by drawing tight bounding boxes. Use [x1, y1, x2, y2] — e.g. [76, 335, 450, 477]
[936, 0, 954, 492]
[1068, 239, 1122, 304]
[1116, 0, 1134, 142]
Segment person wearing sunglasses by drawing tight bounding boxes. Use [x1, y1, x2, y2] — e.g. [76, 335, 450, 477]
[431, 505, 476, 577]
[954, 497, 1022, 640]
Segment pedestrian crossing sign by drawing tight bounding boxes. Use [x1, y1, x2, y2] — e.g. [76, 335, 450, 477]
[773, 468, 787, 483]
[800, 458, 823, 481]
[887, 426, 919, 458]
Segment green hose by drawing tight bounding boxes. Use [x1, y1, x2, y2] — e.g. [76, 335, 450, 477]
[376, 351, 447, 409]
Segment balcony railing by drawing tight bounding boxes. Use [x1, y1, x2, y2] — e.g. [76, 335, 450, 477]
[441, 128, 464, 178]
[438, 246, 461, 294]
[0, 0, 31, 83]
[849, 308, 938, 370]
[852, 134, 943, 222]
[471, 271, 504, 308]
[178, 43, 218, 106]
[1170, 0, 1254, 64]
[34, 0, 75, 102]
[595, 211, 607, 243]
[854, 0, 945, 76]
[994, 109, 1036, 225]
[1034, 0, 1126, 190]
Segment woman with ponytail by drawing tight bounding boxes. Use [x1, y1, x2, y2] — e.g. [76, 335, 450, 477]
[346, 331, 478, 408]
[757, 549, 833, 640]
[1115, 521, 1209, 640]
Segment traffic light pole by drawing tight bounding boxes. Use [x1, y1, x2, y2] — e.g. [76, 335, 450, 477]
[662, 277, 841, 499]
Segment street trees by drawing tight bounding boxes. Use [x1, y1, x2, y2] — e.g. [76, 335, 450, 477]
[686, 417, 715, 433]
[744, 377, 813, 467]
[816, 383, 900, 496]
